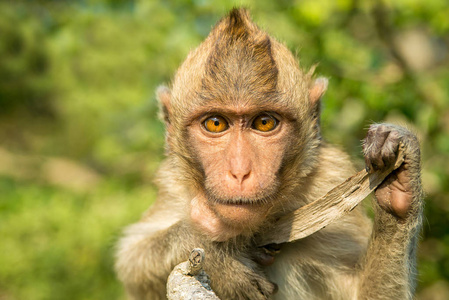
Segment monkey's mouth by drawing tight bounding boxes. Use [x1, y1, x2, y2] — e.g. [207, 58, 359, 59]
[205, 187, 275, 207]
[209, 196, 273, 226]
[211, 197, 269, 207]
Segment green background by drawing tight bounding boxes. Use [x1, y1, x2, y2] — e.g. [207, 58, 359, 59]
[1, 0, 448, 299]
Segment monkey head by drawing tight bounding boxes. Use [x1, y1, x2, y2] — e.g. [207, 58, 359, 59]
[157, 8, 328, 238]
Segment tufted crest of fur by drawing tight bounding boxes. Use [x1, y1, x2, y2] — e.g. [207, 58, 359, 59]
[200, 8, 278, 104]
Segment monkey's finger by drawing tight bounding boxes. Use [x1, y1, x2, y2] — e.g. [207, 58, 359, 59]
[364, 128, 391, 171]
[253, 251, 276, 266]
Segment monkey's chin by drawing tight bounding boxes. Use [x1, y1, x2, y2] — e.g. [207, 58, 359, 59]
[212, 201, 271, 229]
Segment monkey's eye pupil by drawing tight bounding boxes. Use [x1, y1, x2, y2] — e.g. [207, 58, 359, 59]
[204, 116, 229, 133]
[252, 114, 278, 132]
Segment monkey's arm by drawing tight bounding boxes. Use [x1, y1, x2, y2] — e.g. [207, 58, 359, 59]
[116, 216, 276, 300]
[115, 219, 195, 299]
[358, 124, 423, 300]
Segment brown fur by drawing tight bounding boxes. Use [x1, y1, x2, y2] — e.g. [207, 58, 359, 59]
[115, 8, 423, 299]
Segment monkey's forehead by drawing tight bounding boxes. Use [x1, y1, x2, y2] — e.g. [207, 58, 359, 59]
[170, 23, 311, 115]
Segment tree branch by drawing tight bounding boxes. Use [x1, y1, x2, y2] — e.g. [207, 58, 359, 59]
[167, 248, 220, 300]
[257, 143, 405, 246]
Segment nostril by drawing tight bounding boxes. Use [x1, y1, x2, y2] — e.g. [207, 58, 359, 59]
[229, 170, 251, 184]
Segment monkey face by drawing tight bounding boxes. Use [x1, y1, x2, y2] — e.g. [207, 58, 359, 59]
[185, 103, 295, 227]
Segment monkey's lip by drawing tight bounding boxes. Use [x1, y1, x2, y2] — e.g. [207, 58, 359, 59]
[211, 199, 270, 226]
[212, 199, 269, 214]
[213, 199, 266, 207]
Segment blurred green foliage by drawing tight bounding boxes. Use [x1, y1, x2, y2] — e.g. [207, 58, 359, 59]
[0, 0, 448, 299]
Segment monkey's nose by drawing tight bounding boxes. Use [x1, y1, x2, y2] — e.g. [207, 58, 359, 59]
[229, 170, 251, 185]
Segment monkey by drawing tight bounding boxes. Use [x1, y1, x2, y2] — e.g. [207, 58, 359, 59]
[115, 8, 423, 300]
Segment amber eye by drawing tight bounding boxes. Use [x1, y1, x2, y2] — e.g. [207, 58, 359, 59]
[252, 114, 278, 132]
[204, 116, 229, 133]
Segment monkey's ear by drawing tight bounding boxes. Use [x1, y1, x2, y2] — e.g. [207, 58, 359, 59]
[309, 77, 328, 104]
[156, 85, 172, 125]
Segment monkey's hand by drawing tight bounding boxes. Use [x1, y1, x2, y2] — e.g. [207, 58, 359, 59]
[200, 246, 277, 299]
[363, 123, 422, 220]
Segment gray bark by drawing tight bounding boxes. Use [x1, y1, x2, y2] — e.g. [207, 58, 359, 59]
[167, 248, 220, 300]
